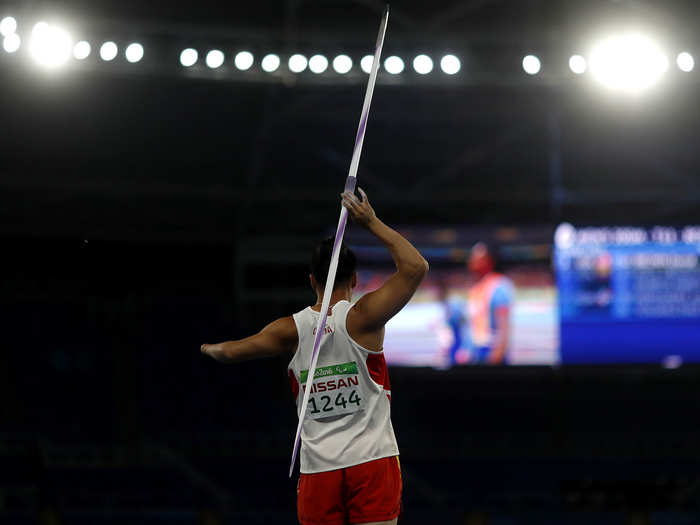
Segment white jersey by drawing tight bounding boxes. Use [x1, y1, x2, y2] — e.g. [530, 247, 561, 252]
[288, 299, 399, 474]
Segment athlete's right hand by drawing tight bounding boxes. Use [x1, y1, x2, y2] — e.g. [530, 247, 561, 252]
[341, 188, 376, 229]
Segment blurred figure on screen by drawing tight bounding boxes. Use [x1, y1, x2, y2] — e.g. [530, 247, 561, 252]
[467, 242, 513, 364]
[459, 242, 513, 364]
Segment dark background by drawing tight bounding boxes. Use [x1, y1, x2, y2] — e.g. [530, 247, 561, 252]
[1, 1, 700, 524]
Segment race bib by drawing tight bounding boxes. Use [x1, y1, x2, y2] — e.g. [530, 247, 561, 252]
[300, 362, 365, 420]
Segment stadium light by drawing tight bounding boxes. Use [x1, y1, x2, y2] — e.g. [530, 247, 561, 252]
[332, 55, 352, 74]
[384, 55, 404, 74]
[589, 34, 668, 92]
[261, 53, 280, 72]
[30, 22, 73, 68]
[677, 51, 694, 72]
[180, 48, 198, 67]
[0, 16, 17, 37]
[440, 54, 461, 75]
[100, 41, 118, 61]
[73, 41, 91, 60]
[569, 54, 587, 74]
[360, 55, 375, 74]
[234, 51, 254, 71]
[2, 32, 20, 53]
[205, 49, 224, 69]
[309, 54, 328, 74]
[125, 43, 144, 63]
[288, 53, 307, 73]
[522, 54, 541, 75]
[413, 54, 433, 75]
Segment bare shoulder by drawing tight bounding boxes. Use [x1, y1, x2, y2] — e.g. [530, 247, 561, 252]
[261, 316, 299, 354]
[264, 316, 297, 337]
[346, 301, 385, 351]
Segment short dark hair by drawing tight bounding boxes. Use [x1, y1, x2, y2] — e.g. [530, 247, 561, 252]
[310, 237, 357, 288]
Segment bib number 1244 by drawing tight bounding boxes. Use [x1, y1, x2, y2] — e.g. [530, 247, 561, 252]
[308, 390, 362, 418]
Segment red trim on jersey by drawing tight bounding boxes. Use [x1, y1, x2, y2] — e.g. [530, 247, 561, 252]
[289, 370, 299, 401]
[366, 353, 391, 393]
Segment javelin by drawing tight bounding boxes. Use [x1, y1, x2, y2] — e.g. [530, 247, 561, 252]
[289, 5, 390, 478]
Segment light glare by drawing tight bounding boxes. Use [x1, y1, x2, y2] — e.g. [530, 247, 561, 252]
[261, 53, 280, 72]
[332, 55, 352, 74]
[384, 55, 404, 74]
[180, 48, 198, 67]
[125, 43, 144, 63]
[569, 54, 587, 74]
[100, 41, 118, 61]
[234, 51, 254, 71]
[677, 52, 694, 72]
[360, 55, 375, 74]
[522, 54, 541, 75]
[413, 54, 433, 75]
[309, 54, 328, 74]
[3, 33, 20, 53]
[206, 49, 225, 69]
[288, 54, 308, 73]
[30, 22, 73, 68]
[0, 16, 17, 37]
[590, 34, 669, 92]
[440, 54, 461, 75]
[73, 41, 91, 60]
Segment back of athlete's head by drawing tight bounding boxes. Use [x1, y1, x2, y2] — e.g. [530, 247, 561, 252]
[310, 237, 357, 289]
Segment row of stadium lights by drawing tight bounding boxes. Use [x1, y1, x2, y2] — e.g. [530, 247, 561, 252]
[1, 17, 144, 65]
[0, 17, 461, 74]
[0, 17, 462, 75]
[179, 48, 462, 75]
[1, 16, 697, 89]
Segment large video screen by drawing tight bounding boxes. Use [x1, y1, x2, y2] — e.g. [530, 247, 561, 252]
[350, 224, 700, 368]
[349, 227, 560, 367]
[554, 224, 700, 365]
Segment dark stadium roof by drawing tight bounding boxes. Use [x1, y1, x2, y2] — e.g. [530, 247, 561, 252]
[1, 0, 699, 241]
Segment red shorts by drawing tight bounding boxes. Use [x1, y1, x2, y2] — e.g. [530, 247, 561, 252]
[297, 456, 402, 525]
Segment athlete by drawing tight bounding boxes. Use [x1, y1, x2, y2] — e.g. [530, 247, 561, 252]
[201, 188, 429, 525]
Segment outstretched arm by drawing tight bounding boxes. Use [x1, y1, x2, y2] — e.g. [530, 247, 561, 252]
[201, 316, 298, 364]
[342, 189, 429, 335]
